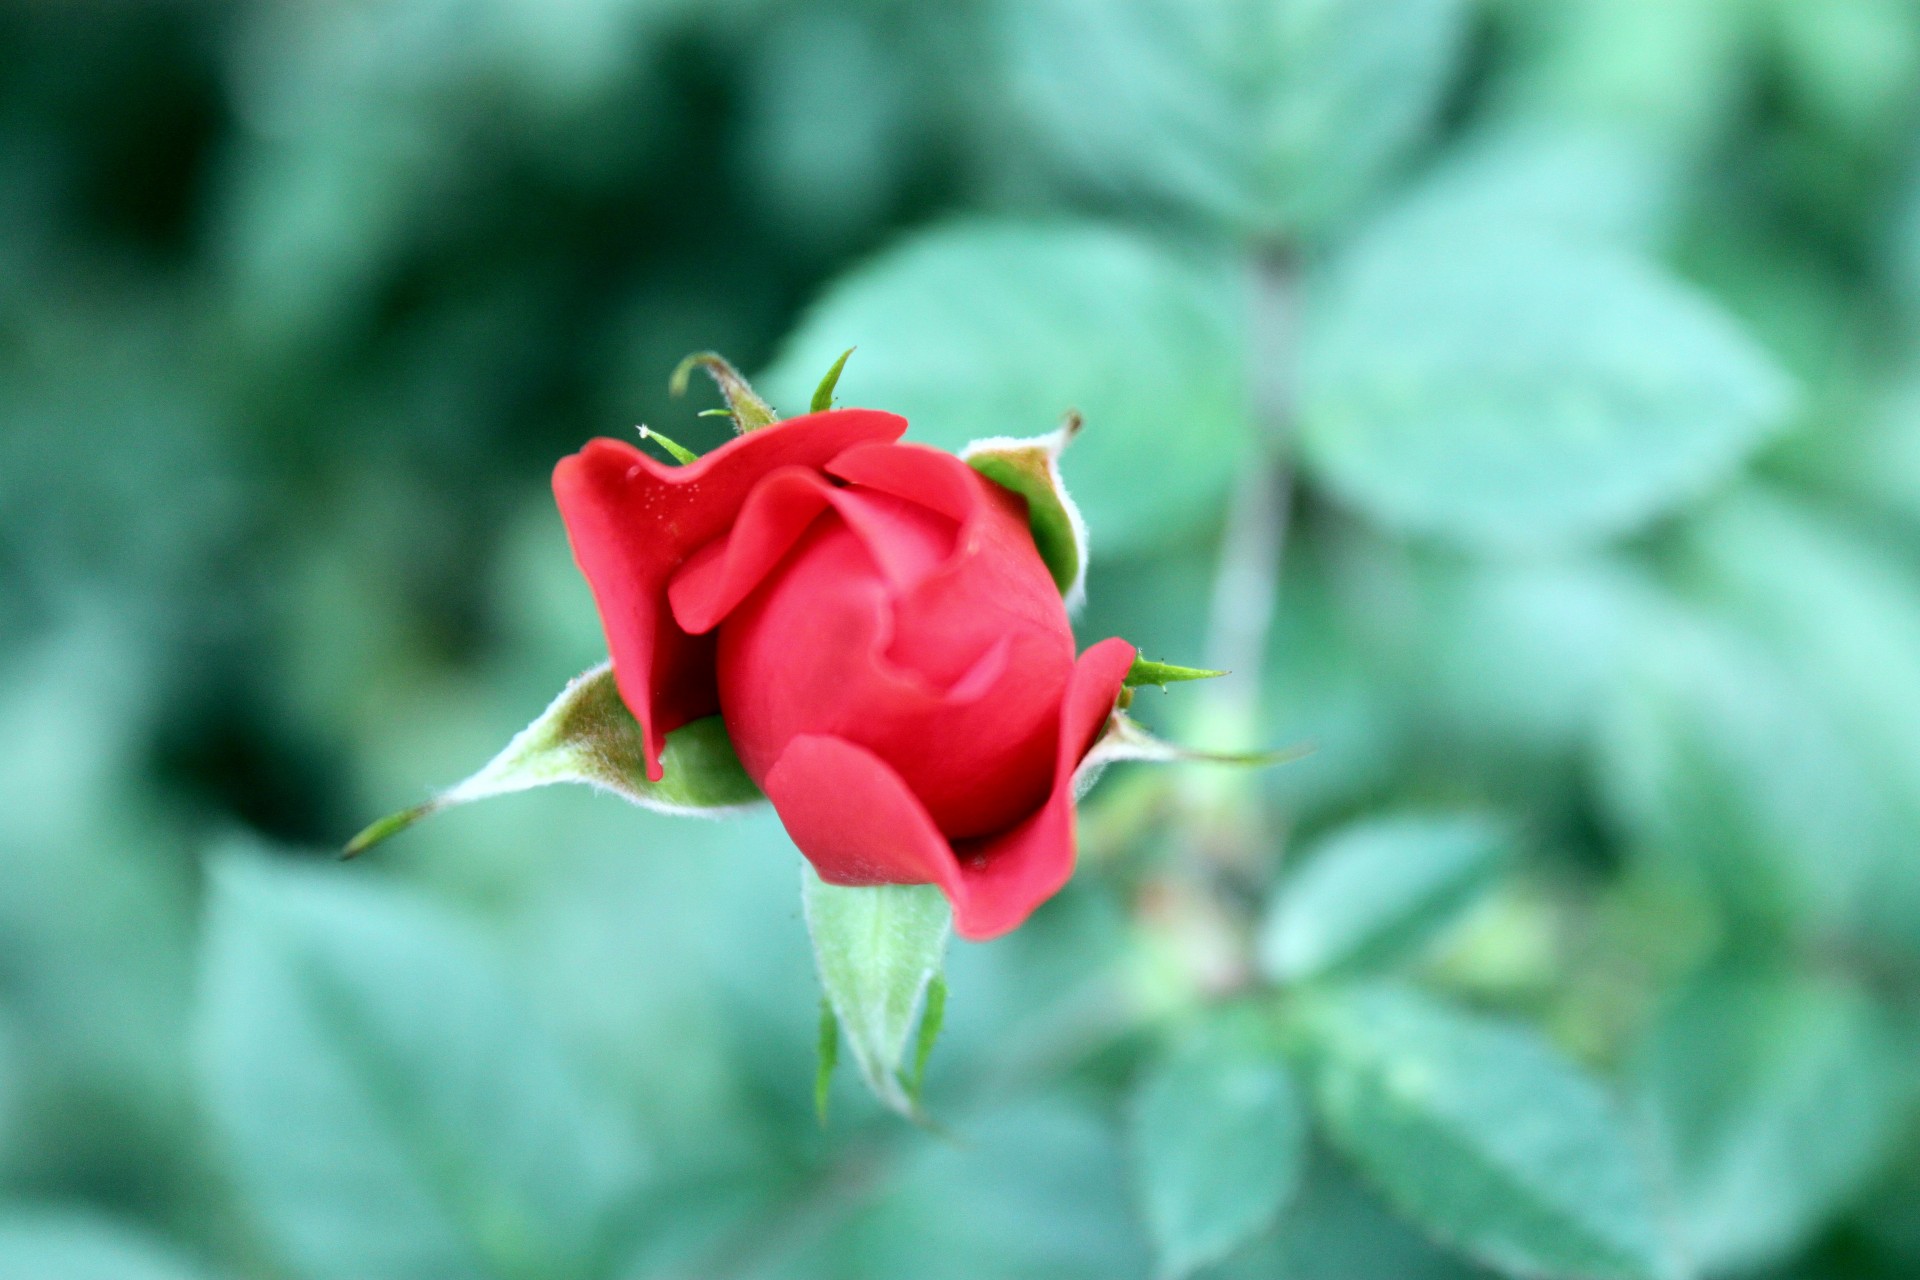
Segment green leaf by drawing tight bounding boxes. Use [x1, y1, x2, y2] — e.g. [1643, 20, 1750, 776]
[1130, 1010, 1308, 1278]
[1300, 228, 1793, 548]
[1369, 120, 1678, 251]
[780, 1101, 1146, 1279]
[346, 663, 761, 856]
[763, 219, 1250, 554]
[669, 350, 779, 432]
[0, 1014, 14, 1157]
[815, 1001, 839, 1127]
[1493, 0, 1752, 166]
[1638, 967, 1910, 1274]
[810, 346, 856, 413]
[1124, 656, 1228, 690]
[1259, 813, 1511, 983]
[1000, 0, 1470, 238]
[1597, 601, 1883, 943]
[1770, 0, 1920, 146]
[196, 854, 644, 1280]
[800, 863, 952, 1120]
[639, 425, 698, 465]
[1205, 1156, 1486, 1280]
[0, 1210, 216, 1280]
[1591, 488, 1920, 950]
[902, 973, 947, 1107]
[964, 416, 1088, 601]
[1673, 492, 1920, 948]
[1288, 982, 1681, 1280]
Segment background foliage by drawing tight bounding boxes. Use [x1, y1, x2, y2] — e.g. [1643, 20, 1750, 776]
[3, 1, 1920, 1277]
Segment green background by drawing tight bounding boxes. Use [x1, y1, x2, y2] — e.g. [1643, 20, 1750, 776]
[3, 1, 1919, 1277]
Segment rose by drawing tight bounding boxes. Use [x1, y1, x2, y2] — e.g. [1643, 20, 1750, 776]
[554, 408, 1135, 939]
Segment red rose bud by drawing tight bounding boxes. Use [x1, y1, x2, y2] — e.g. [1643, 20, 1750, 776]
[554, 409, 1136, 939]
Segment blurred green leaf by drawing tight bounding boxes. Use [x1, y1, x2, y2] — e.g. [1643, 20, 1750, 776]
[0, 1013, 14, 1165]
[1597, 492, 1920, 951]
[1681, 492, 1920, 948]
[197, 854, 645, 1280]
[1596, 601, 1883, 944]
[1373, 121, 1678, 250]
[1202, 1154, 1487, 1279]
[1000, 0, 1469, 239]
[1300, 228, 1792, 548]
[218, 0, 682, 349]
[347, 664, 761, 856]
[1763, 0, 1920, 148]
[1289, 982, 1681, 1280]
[0, 1209, 217, 1280]
[1130, 1009, 1308, 1277]
[1490, 0, 1752, 164]
[776, 1100, 1148, 1279]
[763, 219, 1250, 553]
[1260, 813, 1511, 983]
[1637, 966, 1910, 1274]
[801, 864, 951, 1120]
[0, 620, 196, 1124]
[1396, 550, 1654, 760]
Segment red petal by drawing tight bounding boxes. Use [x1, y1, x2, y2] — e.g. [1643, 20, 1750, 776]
[715, 511, 1066, 836]
[824, 486, 960, 593]
[553, 410, 905, 780]
[946, 636, 1136, 939]
[827, 440, 981, 525]
[666, 466, 839, 635]
[763, 734, 963, 891]
[760, 636, 1136, 940]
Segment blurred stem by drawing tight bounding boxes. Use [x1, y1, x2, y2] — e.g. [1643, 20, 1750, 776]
[1141, 247, 1298, 1000]
[1202, 247, 1297, 710]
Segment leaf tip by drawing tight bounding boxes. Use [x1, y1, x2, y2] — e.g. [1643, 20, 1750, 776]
[810, 346, 857, 414]
[639, 425, 700, 465]
[1124, 656, 1230, 691]
[341, 803, 434, 859]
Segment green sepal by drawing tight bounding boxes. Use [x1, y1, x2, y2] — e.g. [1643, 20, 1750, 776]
[800, 864, 951, 1123]
[964, 412, 1088, 604]
[344, 663, 762, 857]
[1075, 710, 1311, 792]
[669, 351, 780, 432]
[639, 425, 699, 464]
[815, 1001, 839, 1127]
[1125, 656, 1228, 690]
[900, 973, 947, 1108]
[810, 347, 856, 413]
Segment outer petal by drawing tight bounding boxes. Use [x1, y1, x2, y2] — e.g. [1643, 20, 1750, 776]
[947, 636, 1136, 938]
[553, 409, 905, 779]
[762, 636, 1136, 940]
[763, 734, 961, 891]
